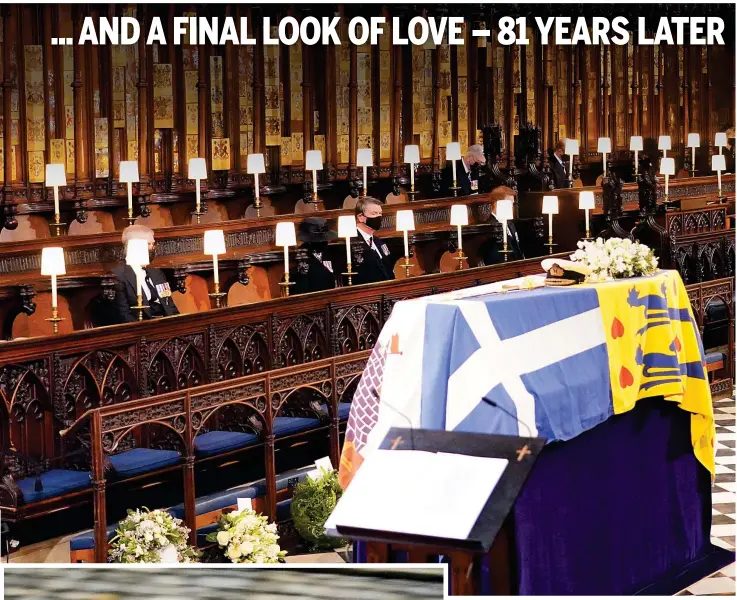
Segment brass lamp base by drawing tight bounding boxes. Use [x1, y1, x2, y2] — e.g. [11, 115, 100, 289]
[192, 207, 206, 224]
[124, 208, 137, 226]
[131, 294, 148, 321]
[449, 183, 460, 198]
[402, 256, 414, 279]
[208, 282, 226, 308]
[279, 273, 295, 298]
[407, 183, 419, 202]
[49, 220, 66, 237]
[454, 249, 468, 270]
[544, 236, 557, 255]
[499, 243, 514, 263]
[46, 306, 64, 334]
[342, 264, 355, 286]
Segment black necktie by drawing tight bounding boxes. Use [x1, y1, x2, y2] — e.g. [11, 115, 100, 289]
[144, 271, 160, 302]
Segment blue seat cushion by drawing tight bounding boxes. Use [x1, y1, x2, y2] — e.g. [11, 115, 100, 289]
[108, 448, 181, 478]
[276, 498, 293, 522]
[273, 416, 321, 437]
[17, 469, 91, 504]
[705, 351, 726, 365]
[169, 465, 314, 519]
[339, 403, 352, 420]
[197, 522, 219, 546]
[70, 522, 119, 551]
[194, 431, 260, 457]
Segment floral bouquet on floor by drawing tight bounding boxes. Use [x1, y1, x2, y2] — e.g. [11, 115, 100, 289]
[108, 507, 200, 563]
[207, 507, 286, 563]
[570, 237, 659, 282]
[290, 467, 348, 551]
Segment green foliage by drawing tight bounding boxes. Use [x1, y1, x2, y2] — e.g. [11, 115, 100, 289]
[290, 468, 348, 551]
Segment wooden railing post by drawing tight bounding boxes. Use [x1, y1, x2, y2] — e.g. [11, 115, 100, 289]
[264, 372, 277, 522]
[183, 390, 196, 546]
[90, 411, 107, 563]
[329, 358, 340, 469]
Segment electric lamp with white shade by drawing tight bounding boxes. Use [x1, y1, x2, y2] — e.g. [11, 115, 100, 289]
[450, 204, 469, 269]
[204, 229, 227, 308]
[630, 136, 643, 176]
[338, 215, 358, 285]
[597, 138, 611, 178]
[305, 150, 323, 204]
[446, 142, 462, 195]
[579, 191, 595, 240]
[658, 135, 671, 158]
[275, 222, 297, 297]
[404, 144, 420, 197]
[45, 164, 66, 235]
[542, 195, 559, 253]
[41, 247, 65, 333]
[495, 198, 515, 261]
[396, 209, 415, 278]
[356, 148, 373, 197]
[125, 238, 150, 321]
[247, 153, 266, 215]
[660, 157, 675, 203]
[564, 139, 579, 184]
[188, 158, 207, 221]
[119, 161, 140, 225]
[715, 132, 727, 155]
[686, 133, 700, 176]
[712, 154, 726, 199]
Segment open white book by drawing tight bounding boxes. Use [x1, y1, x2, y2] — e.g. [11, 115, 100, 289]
[325, 450, 508, 541]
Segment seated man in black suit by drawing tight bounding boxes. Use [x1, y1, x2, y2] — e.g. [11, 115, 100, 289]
[550, 139, 569, 189]
[442, 144, 486, 196]
[293, 217, 338, 295]
[111, 225, 180, 323]
[353, 197, 395, 285]
[478, 186, 525, 266]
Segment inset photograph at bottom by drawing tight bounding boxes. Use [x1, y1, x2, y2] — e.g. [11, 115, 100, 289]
[3, 566, 446, 599]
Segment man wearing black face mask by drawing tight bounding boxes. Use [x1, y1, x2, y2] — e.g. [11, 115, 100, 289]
[106, 225, 180, 324]
[353, 197, 395, 285]
[293, 217, 338, 295]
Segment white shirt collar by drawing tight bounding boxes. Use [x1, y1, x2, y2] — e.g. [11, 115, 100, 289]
[357, 227, 383, 256]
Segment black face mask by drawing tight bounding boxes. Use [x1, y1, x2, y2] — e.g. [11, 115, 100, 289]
[306, 241, 328, 254]
[363, 215, 382, 231]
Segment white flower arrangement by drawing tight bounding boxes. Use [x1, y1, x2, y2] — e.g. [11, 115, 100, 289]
[207, 507, 286, 563]
[108, 507, 200, 563]
[570, 237, 659, 282]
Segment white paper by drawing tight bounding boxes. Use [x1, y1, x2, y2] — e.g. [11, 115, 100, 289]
[325, 450, 508, 541]
[237, 497, 253, 512]
[315, 456, 334, 472]
[306, 469, 322, 481]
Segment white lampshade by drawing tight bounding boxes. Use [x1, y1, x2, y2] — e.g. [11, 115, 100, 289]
[338, 215, 357, 238]
[660, 157, 675, 176]
[188, 157, 207, 180]
[247, 153, 266, 175]
[45, 164, 66, 187]
[119, 161, 139, 183]
[630, 136, 643, 151]
[712, 154, 726, 171]
[125, 238, 149, 268]
[404, 144, 420, 164]
[564, 139, 579, 156]
[542, 195, 559, 215]
[496, 199, 514, 221]
[356, 148, 373, 167]
[41, 247, 65, 276]
[395, 209, 415, 232]
[687, 133, 700, 148]
[597, 138, 611, 153]
[204, 229, 226, 256]
[446, 142, 462, 161]
[450, 204, 468, 226]
[579, 191, 595, 210]
[715, 132, 727, 147]
[275, 221, 296, 247]
[305, 150, 323, 171]
[658, 136, 671, 151]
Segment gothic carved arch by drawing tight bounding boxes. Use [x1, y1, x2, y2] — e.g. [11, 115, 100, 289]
[272, 314, 328, 368]
[146, 336, 206, 394]
[333, 304, 381, 355]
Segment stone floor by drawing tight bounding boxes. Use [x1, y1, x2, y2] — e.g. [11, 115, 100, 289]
[678, 394, 736, 596]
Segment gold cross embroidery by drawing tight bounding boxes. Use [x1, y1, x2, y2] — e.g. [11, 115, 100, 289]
[516, 444, 531, 462]
[390, 436, 404, 450]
